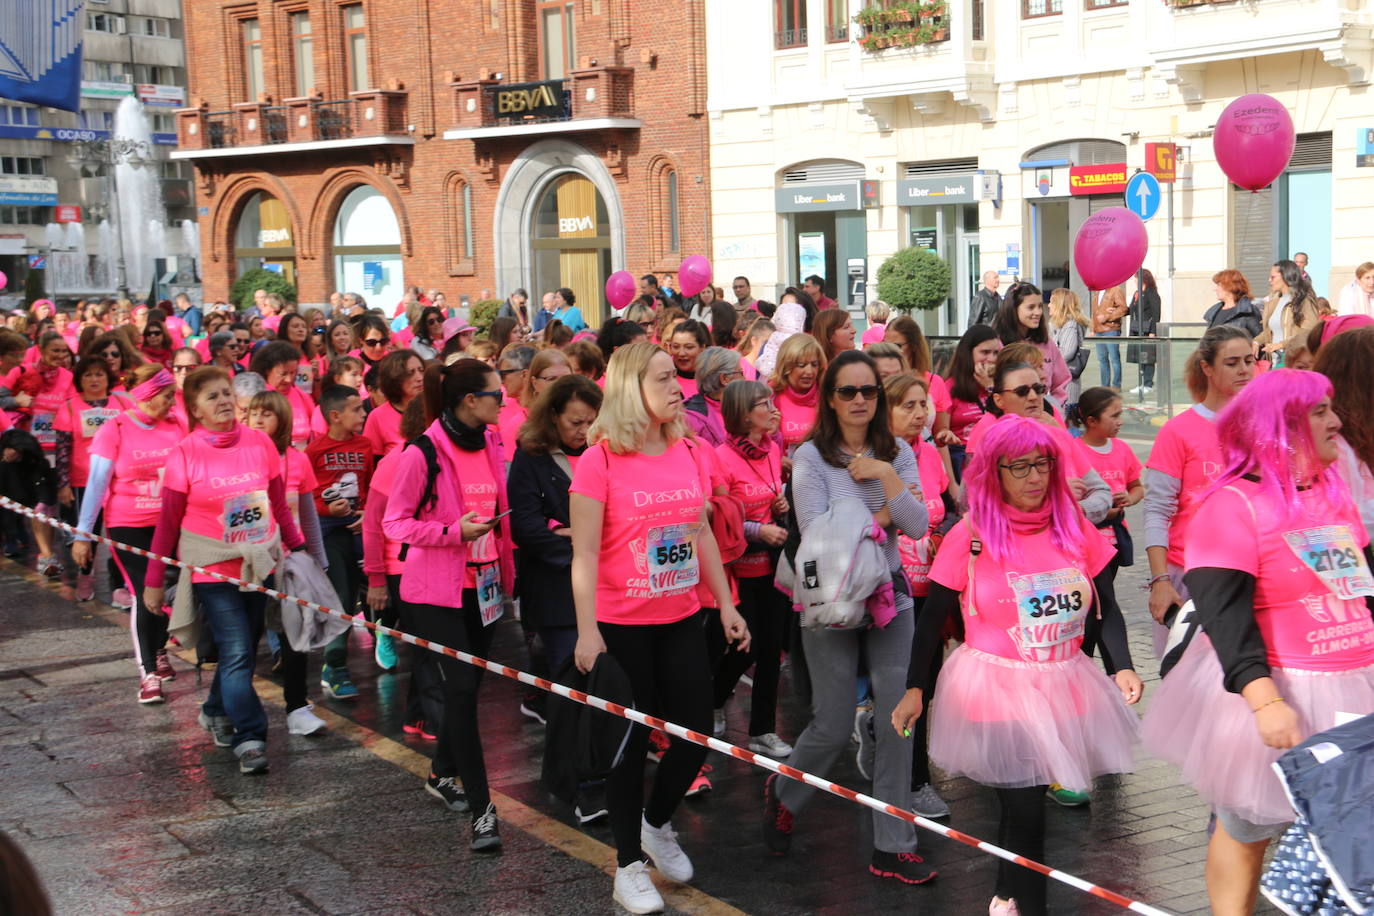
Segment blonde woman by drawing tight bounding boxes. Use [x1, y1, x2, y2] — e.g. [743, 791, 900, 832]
[1049, 288, 1090, 406]
[570, 341, 748, 913]
[768, 333, 828, 454]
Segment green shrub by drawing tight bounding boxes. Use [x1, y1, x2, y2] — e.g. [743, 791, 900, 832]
[875, 246, 952, 312]
[471, 299, 503, 335]
[229, 267, 297, 311]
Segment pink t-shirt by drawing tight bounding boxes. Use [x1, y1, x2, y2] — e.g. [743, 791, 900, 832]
[29, 368, 75, 451]
[279, 446, 318, 528]
[776, 387, 818, 454]
[1146, 406, 1223, 567]
[1186, 478, 1374, 672]
[948, 394, 988, 444]
[1075, 437, 1142, 545]
[453, 447, 498, 588]
[283, 385, 314, 449]
[497, 401, 528, 463]
[925, 372, 953, 416]
[570, 438, 711, 625]
[89, 413, 185, 528]
[713, 439, 783, 578]
[899, 440, 950, 597]
[931, 514, 1115, 663]
[363, 400, 404, 458]
[677, 375, 699, 400]
[53, 393, 131, 487]
[861, 323, 886, 346]
[965, 413, 1088, 478]
[163, 427, 283, 583]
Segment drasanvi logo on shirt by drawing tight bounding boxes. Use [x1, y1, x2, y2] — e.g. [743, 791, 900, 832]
[631, 479, 702, 508]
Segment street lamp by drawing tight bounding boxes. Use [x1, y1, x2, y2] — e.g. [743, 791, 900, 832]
[66, 138, 152, 300]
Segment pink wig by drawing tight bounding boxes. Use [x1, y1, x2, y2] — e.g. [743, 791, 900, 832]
[963, 415, 1085, 562]
[1214, 369, 1346, 523]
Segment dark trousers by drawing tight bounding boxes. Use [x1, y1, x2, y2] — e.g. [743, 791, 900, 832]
[712, 574, 789, 736]
[410, 593, 495, 813]
[948, 443, 968, 483]
[279, 641, 308, 712]
[600, 611, 713, 868]
[540, 624, 578, 675]
[994, 785, 1049, 915]
[194, 582, 268, 747]
[323, 526, 362, 669]
[910, 596, 943, 788]
[387, 574, 439, 727]
[109, 526, 165, 675]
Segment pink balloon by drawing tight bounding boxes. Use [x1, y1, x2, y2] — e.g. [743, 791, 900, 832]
[678, 255, 713, 298]
[605, 270, 637, 310]
[1213, 94, 1295, 191]
[0, 271, 7, 289]
[1074, 207, 1149, 291]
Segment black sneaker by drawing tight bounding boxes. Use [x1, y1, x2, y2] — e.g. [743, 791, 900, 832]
[471, 802, 502, 852]
[519, 691, 546, 725]
[763, 773, 793, 855]
[574, 784, 609, 824]
[869, 850, 937, 885]
[236, 745, 269, 776]
[425, 773, 469, 813]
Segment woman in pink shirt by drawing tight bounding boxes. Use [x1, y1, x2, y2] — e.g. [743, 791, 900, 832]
[990, 283, 1071, 404]
[71, 365, 183, 702]
[141, 366, 304, 775]
[570, 342, 748, 913]
[18, 332, 76, 459]
[382, 359, 513, 852]
[362, 350, 424, 458]
[768, 334, 826, 456]
[249, 341, 315, 450]
[812, 309, 856, 364]
[943, 325, 1002, 481]
[666, 319, 709, 400]
[885, 315, 955, 447]
[1143, 370, 1374, 913]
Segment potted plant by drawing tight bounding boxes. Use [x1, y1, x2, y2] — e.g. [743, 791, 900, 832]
[854, 6, 883, 30]
[930, 26, 949, 40]
[876, 246, 954, 313]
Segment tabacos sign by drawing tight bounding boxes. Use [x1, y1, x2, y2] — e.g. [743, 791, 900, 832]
[1068, 163, 1128, 195]
[494, 80, 567, 119]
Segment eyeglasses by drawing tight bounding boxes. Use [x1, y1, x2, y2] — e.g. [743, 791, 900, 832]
[172, 364, 196, 373]
[427, 316, 444, 325]
[498, 367, 525, 377]
[832, 385, 880, 402]
[471, 389, 504, 403]
[999, 456, 1056, 478]
[362, 338, 388, 348]
[101, 349, 121, 358]
[998, 383, 1048, 398]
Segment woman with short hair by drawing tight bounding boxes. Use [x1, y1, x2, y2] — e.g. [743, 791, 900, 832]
[1203, 269, 1263, 339]
[361, 349, 425, 457]
[684, 347, 743, 447]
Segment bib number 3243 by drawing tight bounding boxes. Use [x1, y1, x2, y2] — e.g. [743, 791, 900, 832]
[1009, 568, 1089, 651]
[646, 523, 700, 595]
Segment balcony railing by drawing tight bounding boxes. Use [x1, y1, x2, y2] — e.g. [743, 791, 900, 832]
[775, 27, 808, 49]
[176, 90, 408, 153]
[448, 66, 635, 132]
[261, 105, 288, 144]
[203, 110, 237, 149]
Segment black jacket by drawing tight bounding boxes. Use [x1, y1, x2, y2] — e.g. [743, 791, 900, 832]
[1203, 297, 1264, 339]
[541, 653, 636, 804]
[507, 446, 575, 629]
[970, 288, 1001, 327]
[0, 429, 56, 508]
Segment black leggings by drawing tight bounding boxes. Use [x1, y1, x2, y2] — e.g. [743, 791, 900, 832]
[994, 785, 1049, 915]
[910, 596, 944, 788]
[388, 574, 440, 727]
[712, 574, 789, 736]
[601, 611, 713, 868]
[410, 592, 495, 813]
[109, 526, 165, 675]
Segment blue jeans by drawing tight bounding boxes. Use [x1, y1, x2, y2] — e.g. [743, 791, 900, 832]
[1095, 330, 1122, 388]
[195, 582, 268, 748]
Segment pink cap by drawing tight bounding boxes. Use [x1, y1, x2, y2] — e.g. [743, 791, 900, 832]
[1320, 313, 1374, 346]
[441, 318, 477, 344]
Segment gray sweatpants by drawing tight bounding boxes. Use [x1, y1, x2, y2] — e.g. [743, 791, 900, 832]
[775, 604, 917, 853]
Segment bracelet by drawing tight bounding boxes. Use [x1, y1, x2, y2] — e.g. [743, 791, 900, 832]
[1141, 573, 1171, 591]
[1251, 696, 1285, 713]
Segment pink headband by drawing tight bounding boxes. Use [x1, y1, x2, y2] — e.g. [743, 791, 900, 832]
[1320, 313, 1374, 345]
[129, 368, 175, 402]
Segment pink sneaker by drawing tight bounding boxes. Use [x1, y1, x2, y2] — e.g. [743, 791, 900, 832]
[154, 651, 176, 681]
[990, 897, 1020, 915]
[75, 572, 94, 602]
[684, 765, 713, 797]
[138, 672, 164, 704]
[111, 587, 133, 609]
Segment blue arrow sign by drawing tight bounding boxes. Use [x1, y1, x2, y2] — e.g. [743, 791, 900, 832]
[1125, 172, 1161, 221]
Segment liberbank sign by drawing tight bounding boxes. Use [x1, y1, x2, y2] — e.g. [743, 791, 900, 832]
[775, 182, 861, 213]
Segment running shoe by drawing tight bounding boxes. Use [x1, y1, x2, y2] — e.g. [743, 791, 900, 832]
[198, 710, 234, 747]
[852, 702, 873, 744]
[762, 773, 793, 855]
[75, 572, 94, 602]
[403, 720, 437, 740]
[869, 850, 937, 885]
[748, 733, 793, 758]
[910, 783, 951, 818]
[855, 708, 876, 780]
[641, 815, 693, 882]
[684, 765, 712, 797]
[990, 897, 1021, 915]
[471, 802, 502, 852]
[153, 651, 176, 681]
[1046, 783, 1090, 807]
[374, 632, 397, 672]
[712, 708, 727, 737]
[646, 728, 670, 763]
[320, 664, 359, 700]
[111, 587, 133, 609]
[138, 672, 164, 704]
[574, 784, 609, 824]
[36, 555, 62, 578]
[519, 691, 546, 725]
[613, 860, 664, 914]
[425, 773, 470, 813]
[287, 705, 327, 736]
[236, 744, 269, 775]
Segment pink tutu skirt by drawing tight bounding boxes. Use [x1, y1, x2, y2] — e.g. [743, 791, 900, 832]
[929, 645, 1139, 793]
[1141, 634, 1374, 826]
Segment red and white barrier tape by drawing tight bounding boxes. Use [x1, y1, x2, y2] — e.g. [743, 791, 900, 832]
[1, 496, 1174, 916]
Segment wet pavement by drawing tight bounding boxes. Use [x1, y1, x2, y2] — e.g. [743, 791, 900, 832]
[0, 491, 1282, 915]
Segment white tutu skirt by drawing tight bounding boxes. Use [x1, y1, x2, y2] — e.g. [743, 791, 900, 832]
[928, 645, 1139, 793]
[1141, 634, 1374, 826]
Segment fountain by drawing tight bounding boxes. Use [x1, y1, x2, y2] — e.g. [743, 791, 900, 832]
[180, 219, 199, 274]
[96, 219, 115, 291]
[113, 95, 167, 298]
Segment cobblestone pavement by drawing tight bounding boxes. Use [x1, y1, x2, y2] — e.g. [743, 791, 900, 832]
[0, 483, 1282, 915]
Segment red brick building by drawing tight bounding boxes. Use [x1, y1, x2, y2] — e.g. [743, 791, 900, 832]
[173, 0, 710, 323]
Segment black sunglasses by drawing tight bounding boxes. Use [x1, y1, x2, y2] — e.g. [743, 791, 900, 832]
[999, 383, 1048, 398]
[832, 385, 879, 402]
[362, 338, 388, 348]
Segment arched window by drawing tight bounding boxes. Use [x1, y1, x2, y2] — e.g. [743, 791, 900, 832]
[648, 156, 681, 265]
[445, 172, 475, 276]
[332, 184, 403, 305]
[666, 169, 680, 255]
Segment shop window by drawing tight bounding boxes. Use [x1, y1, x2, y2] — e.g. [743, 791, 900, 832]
[242, 18, 264, 100]
[538, 1, 575, 81]
[0, 157, 44, 175]
[776, 0, 807, 48]
[291, 12, 315, 96]
[826, 0, 848, 42]
[1022, 0, 1063, 16]
[343, 5, 370, 92]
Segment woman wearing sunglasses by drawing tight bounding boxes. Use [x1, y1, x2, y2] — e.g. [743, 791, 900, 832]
[383, 359, 513, 852]
[350, 315, 393, 370]
[763, 350, 935, 886]
[409, 307, 447, 361]
[895, 416, 1142, 916]
[139, 319, 173, 368]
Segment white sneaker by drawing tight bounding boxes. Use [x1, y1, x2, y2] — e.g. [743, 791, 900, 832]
[712, 708, 726, 737]
[1141, 385, 1154, 395]
[1127, 385, 1144, 395]
[748, 732, 794, 758]
[640, 815, 693, 882]
[287, 704, 327, 736]
[613, 860, 664, 914]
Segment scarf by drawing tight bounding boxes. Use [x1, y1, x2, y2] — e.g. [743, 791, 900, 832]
[439, 408, 486, 452]
[193, 422, 242, 449]
[730, 434, 772, 462]
[785, 384, 820, 409]
[1006, 503, 1053, 535]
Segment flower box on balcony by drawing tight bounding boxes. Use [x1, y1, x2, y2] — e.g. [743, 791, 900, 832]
[855, 2, 951, 50]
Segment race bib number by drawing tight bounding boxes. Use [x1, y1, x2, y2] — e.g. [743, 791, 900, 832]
[223, 490, 271, 544]
[1009, 568, 1090, 650]
[80, 407, 118, 439]
[295, 367, 313, 394]
[1284, 526, 1374, 600]
[476, 563, 502, 626]
[31, 412, 55, 447]
[646, 523, 700, 595]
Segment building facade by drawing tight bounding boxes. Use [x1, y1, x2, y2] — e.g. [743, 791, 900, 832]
[0, 0, 195, 302]
[706, 0, 1373, 330]
[175, 0, 711, 323]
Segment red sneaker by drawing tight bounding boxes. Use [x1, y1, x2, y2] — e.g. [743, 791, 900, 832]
[684, 765, 713, 797]
[404, 720, 437, 740]
[138, 672, 164, 704]
[154, 651, 176, 681]
[646, 728, 670, 763]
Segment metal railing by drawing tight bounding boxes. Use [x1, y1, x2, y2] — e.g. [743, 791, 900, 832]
[776, 27, 808, 48]
[314, 100, 353, 140]
[204, 110, 236, 149]
[261, 106, 288, 144]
